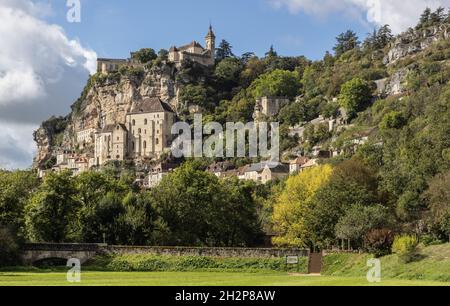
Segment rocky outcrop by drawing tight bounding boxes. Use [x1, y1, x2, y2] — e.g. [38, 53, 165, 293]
[33, 62, 184, 168]
[384, 24, 450, 65]
[33, 116, 68, 169]
[375, 66, 413, 97]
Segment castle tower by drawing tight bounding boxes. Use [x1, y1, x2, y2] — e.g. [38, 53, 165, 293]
[205, 25, 216, 61]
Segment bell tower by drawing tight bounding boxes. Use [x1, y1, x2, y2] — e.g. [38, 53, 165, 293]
[205, 24, 216, 60]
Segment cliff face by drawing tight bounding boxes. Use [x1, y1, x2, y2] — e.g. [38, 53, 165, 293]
[384, 24, 450, 65]
[33, 62, 181, 168]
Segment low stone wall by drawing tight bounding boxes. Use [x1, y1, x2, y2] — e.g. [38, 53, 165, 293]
[22, 244, 308, 260]
[103, 246, 308, 258]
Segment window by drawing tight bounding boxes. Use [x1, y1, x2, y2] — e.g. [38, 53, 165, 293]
[144, 119, 148, 125]
[144, 130, 147, 135]
[132, 119, 136, 126]
[132, 142, 135, 150]
[143, 141, 147, 149]
[117, 137, 119, 141]
[156, 138, 159, 145]
[138, 128, 141, 134]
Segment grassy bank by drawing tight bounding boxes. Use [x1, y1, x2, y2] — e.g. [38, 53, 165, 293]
[87, 254, 309, 274]
[323, 244, 450, 282]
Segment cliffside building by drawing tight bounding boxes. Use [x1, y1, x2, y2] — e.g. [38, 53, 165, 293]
[168, 25, 216, 67]
[94, 97, 176, 166]
[253, 97, 290, 121]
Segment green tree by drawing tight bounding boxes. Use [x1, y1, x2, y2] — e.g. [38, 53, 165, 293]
[0, 170, 39, 234]
[250, 69, 301, 99]
[132, 48, 157, 64]
[265, 45, 278, 58]
[333, 30, 360, 57]
[418, 8, 432, 28]
[179, 84, 208, 108]
[25, 171, 79, 242]
[216, 39, 234, 61]
[338, 78, 372, 118]
[79, 191, 125, 244]
[214, 57, 243, 86]
[424, 171, 450, 239]
[150, 162, 261, 247]
[335, 204, 394, 248]
[305, 159, 380, 249]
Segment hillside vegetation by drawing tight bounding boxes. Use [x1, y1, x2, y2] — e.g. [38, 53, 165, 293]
[323, 244, 450, 282]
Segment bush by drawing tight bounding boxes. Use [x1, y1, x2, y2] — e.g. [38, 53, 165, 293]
[392, 235, 419, 263]
[97, 254, 308, 273]
[0, 228, 21, 267]
[364, 229, 395, 257]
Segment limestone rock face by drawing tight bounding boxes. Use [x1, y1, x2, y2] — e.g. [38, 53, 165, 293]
[33, 116, 68, 169]
[384, 25, 450, 65]
[33, 62, 182, 168]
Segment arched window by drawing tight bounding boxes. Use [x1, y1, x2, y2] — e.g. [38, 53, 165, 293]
[156, 138, 159, 145]
[144, 119, 148, 125]
[143, 141, 147, 149]
[138, 128, 141, 134]
[132, 119, 136, 126]
[132, 141, 135, 150]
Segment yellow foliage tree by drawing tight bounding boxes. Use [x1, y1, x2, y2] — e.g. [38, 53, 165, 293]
[272, 165, 333, 248]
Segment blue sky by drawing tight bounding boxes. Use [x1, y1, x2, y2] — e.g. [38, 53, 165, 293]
[46, 0, 369, 60]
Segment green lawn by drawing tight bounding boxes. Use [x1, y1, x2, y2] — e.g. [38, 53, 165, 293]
[0, 271, 448, 286]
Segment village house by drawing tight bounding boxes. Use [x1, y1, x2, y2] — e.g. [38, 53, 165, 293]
[144, 162, 178, 189]
[168, 25, 216, 67]
[301, 159, 319, 171]
[240, 162, 289, 184]
[289, 156, 310, 174]
[260, 163, 289, 184]
[207, 161, 235, 178]
[76, 128, 96, 148]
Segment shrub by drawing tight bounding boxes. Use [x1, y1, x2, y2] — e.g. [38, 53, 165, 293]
[338, 78, 372, 119]
[364, 229, 395, 257]
[392, 235, 419, 263]
[99, 254, 308, 273]
[0, 228, 21, 267]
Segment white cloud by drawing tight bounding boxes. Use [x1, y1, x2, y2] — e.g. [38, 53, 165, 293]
[270, 0, 450, 33]
[0, 0, 97, 106]
[0, 122, 37, 170]
[0, 0, 97, 170]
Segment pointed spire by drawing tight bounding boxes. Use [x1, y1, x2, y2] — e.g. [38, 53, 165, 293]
[206, 23, 215, 38]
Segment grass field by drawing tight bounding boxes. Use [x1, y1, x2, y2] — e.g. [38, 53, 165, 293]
[0, 271, 449, 286]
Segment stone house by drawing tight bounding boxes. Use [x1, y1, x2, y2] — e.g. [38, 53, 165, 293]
[94, 97, 176, 166]
[301, 159, 319, 171]
[240, 162, 289, 184]
[94, 123, 128, 166]
[207, 161, 235, 178]
[253, 97, 289, 121]
[126, 97, 176, 160]
[289, 157, 309, 174]
[97, 58, 129, 74]
[260, 163, 289, 184]
[144, 162, 178, 189]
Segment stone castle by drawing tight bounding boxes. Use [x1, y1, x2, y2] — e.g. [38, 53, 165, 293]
[168, 25, 216, 67]
[96, 25, 216, 74]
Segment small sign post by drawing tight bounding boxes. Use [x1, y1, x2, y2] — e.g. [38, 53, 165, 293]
[286, 255, 300, 272]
